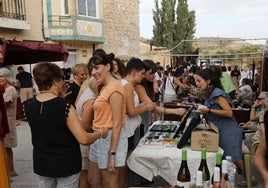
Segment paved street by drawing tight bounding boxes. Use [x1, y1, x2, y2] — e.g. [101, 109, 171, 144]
[11, 120, 37, 188]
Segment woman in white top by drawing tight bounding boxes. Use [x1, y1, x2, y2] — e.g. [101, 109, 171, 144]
[75, 77, 98, 188]
[163, 68, 192, 103]
[163, 70, 177, 103]
[119, 58, 155, 188]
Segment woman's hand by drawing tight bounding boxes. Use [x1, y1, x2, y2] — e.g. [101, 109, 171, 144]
[59, 83, 72, 98]
[173, 108, 187, 116]
[239, 123, 250, 130]
[146, 102, 156, 111]
[107, 156, 117, 174]
[198, 107, 210, 115]
[96, 127, 109, 138]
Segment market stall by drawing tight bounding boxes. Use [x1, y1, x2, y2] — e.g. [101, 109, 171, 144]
[127, 108, 223, 187]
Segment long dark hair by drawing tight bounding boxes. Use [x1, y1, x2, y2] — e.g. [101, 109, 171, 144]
[197, 67, 222, 90]
[113, 58, 126, 78]
[140, 59, 157, 100]
[88, 52, 115, 72]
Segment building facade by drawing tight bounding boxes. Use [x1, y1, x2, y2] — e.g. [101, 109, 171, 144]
[1, 0, 140, 69]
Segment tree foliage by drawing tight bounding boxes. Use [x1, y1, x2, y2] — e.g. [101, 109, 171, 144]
[152, 0, 196, 56]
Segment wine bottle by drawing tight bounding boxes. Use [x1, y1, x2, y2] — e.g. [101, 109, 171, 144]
[177, 149, 191, 187]
[196, 170, 203, 188]
[198, 148, 210, 186]
[211, 152, 222, 184]
[221, 160, 232, 188]
[212, 167, 220, 188]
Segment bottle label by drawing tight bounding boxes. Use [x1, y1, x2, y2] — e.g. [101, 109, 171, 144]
[176, 181, 190, 188]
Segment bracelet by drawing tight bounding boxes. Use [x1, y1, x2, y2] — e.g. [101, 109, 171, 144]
[259, 122, 265, 124]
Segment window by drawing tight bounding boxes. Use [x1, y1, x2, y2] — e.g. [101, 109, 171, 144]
[78, 0, 96, 17]
[64, 0, 69, 15]
[61, 0, 69, 15]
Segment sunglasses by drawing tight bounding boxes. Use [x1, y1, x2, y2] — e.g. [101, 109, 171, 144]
[258, 98, 265, 101]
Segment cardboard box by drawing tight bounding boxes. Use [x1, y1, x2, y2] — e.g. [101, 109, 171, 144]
[191, 121, 219, 152]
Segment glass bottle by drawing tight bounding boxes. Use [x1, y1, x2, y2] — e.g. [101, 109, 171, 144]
[212, 167, 220, 188]
[198, 148, 210, 186]
[221, 160, 232, 188]
[177, 149, 191, 187]
[211, 152, 222, 184]
[196, 170, 203, 188]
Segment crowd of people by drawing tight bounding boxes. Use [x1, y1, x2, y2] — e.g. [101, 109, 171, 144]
[0, 50, 267, 188]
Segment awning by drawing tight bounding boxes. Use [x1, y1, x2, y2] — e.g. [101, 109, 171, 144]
[0, 40, 69, 65]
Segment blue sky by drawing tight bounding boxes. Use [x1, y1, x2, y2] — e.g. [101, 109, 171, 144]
[139, 0, 268, 44]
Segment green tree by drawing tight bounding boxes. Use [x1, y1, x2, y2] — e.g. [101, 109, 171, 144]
[152, 0, 196, 64]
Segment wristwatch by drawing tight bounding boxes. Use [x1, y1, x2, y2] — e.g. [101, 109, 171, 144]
[108, 150, 116, 156]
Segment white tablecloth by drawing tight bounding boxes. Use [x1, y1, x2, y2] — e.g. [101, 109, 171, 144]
[127, 144, 223, 186]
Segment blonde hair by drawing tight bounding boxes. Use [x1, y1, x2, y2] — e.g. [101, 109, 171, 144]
[71, 63, 87, 76]
[87, 77, 98, 95]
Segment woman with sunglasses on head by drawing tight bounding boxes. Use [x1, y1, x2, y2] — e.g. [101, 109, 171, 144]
[241, 92, 268, 154]
[87, 52, 127, 188]
[130, 60, 186, 186]
[240, 92, 268, 131]
[134, 59, 187, 138]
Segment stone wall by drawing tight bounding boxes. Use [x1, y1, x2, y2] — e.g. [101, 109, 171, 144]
[100, 0, 140, 59]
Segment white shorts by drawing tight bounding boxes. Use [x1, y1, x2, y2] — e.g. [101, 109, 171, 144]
[89, 128, 128, 169]
[35, 173, 79, 188]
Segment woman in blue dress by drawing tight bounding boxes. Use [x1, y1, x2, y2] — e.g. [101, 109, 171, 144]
[194, 67, 249, 187]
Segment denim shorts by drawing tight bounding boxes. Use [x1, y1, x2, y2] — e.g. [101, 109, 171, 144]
[89, 128, 128, 169]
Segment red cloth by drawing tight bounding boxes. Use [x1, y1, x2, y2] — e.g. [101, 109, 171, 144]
[0, 85, 9, 138]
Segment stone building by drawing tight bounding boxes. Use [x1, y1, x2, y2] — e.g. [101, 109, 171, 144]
[1, 0, 140, 69]
[140, 42, 171, 69]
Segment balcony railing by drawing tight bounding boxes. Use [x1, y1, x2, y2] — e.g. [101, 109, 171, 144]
[46, 15, 104, 43]
[0, 0, 29, 30]
[0, 0, 26, 20]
